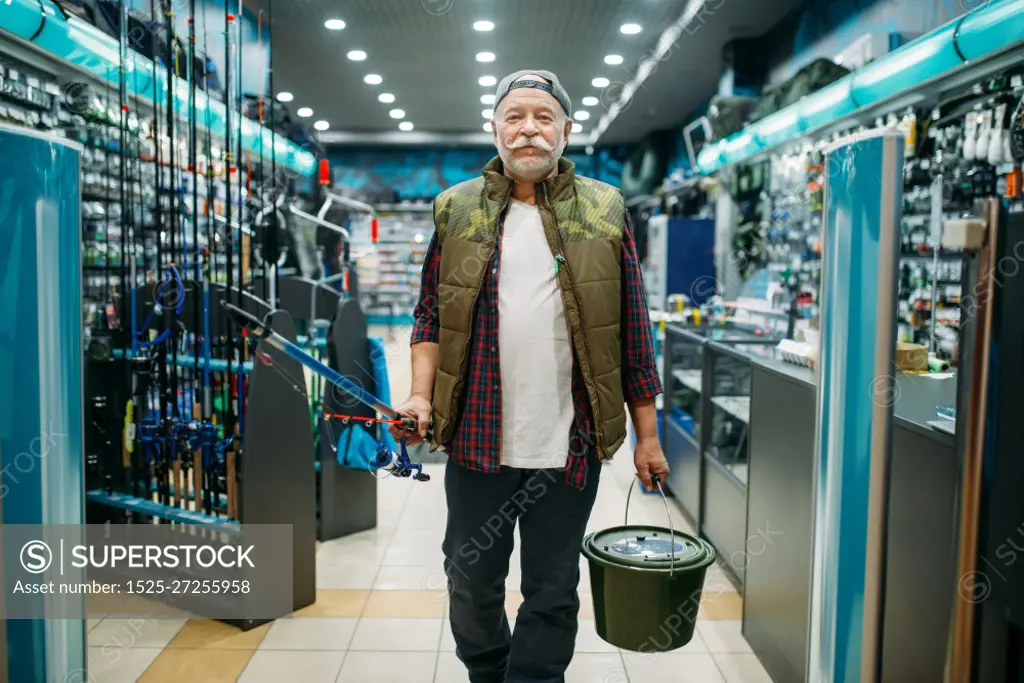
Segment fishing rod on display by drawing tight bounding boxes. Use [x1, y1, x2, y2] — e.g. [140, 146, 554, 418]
[219, 301, 432, 482]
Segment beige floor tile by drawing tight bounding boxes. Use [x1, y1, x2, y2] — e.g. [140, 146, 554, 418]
[435, 652, 471, 683]
[349, 618, 444, 651]
[293, 590, 370, 618]
[137, 649, 253, 683]
[85, 646, 163, 683]
[574, 620, 619, 653]
[699, 591, 744, 620]
[88, 618, 187, 649]
[714, 653, 774, 683]
[166, 619, 269, 650]
[363, 589, 447, 618]
[335, 651, 438, 682]
[87, 618, 103, 632]
[565, 653, 628, 683]
[237, 650, 345, 683]
[696, 621, 753, 654]
[623, 651, 726, 682]
[258, 617, 358, 650]
[316, 563, 380, 590]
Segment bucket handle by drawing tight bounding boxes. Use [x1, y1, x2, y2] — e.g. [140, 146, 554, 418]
[625, 474, 676, 577]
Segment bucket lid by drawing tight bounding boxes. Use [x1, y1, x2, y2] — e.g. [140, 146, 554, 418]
[585, 525, 712, 570]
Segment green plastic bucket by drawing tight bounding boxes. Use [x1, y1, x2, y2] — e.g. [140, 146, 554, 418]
[581, 477, 716, 652]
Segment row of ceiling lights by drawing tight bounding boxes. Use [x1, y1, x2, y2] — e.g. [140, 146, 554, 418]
[274, 18, 645, 137]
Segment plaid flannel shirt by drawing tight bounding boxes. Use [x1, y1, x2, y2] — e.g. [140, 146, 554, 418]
[411, 209, 661, 490]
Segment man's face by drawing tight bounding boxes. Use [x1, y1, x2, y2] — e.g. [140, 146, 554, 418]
[492, 77, 572, 182]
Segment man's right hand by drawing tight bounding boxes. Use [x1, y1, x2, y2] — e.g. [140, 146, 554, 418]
[390, 394, 433, 445]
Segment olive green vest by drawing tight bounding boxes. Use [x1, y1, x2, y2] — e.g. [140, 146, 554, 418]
[429, 156, 627, 461]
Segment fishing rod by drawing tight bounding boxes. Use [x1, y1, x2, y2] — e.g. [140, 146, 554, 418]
[220, 301, 431, 482]
[267, 0, 277, 310]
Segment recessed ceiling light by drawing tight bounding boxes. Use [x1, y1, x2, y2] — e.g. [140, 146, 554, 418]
[620, 23, 642, 35]
[575, 110, 591, 121]
[347, 50, 367, 61]
[364, 74, 383, 85]
[473, 20, 494, 31]
[389, 109, 405, 119]
[324, 19, 346, 30]
[592, 77, 610, 88]
[572, 123, 583, 133]
[482, 109, 493, 119]
[399, 121, 414, 131]
[604, 54, 624, 65]
[276, 91, 294, 102]
[481, 94, 495, 105]
[476, 52, 496, 63]
[314, 120, 329, 131]
[297, 107, 313, 117]
[378, 93, 395, 103]
[483, 122, 492, 132]
[582, 96, 599, 107]
[479, 76, 497, 87]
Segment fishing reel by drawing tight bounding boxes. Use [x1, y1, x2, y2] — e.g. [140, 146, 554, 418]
[373, 439, 430, 482]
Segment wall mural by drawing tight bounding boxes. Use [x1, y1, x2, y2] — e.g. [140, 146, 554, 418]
[327, 146, 630, 203]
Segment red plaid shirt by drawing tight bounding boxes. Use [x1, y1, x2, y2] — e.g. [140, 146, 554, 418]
[411, 208, 661, 490]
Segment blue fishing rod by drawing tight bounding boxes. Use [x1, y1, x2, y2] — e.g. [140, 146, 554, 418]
[219, 301, 431, 482]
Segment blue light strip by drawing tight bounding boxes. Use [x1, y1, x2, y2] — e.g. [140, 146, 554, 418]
[809, 130, 904, 683]
[696, 0, 1024, 174]
[0, 0, 316, 176]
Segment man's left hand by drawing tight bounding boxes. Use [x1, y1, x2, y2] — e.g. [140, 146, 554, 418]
[634, 438, 670, 492]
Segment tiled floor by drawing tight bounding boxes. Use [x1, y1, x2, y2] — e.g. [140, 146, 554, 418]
[83, 328, 775, 682]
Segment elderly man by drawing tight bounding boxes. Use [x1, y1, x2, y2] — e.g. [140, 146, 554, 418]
[392, 69, 667, 683]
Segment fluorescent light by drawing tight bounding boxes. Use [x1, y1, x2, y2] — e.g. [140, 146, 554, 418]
[479, 75, 497, 87]
[592, 77, 610, 88]
[582, 96, 599, 107]
[604, 54, 624, 65]
[473, 20, 494, 31]
[297, 107, 313, 117]
[575, 110, 590, 121]
[572, 123, 583, 133]
[364, 74, 383, 85]
[276, 91, 294, 102]
[347, 50, 367, 61]
[483, 122, 492, 132]
[378, 93, 395, 103]
[476, 52, 496, 63]
[314, 120, 330, 131]
[389, 109, 405, 119]
[620, 23, 642, 35]
[399, 121, 414, 131]
[482, 109, 493, 119]
[481, 94, 495, 105]
[324, 19, 346, 30]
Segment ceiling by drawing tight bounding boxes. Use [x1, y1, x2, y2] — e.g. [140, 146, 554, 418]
[244, 0, 802, 146]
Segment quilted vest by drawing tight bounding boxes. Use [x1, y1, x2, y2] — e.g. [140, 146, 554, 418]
[429, 156, 627, 461]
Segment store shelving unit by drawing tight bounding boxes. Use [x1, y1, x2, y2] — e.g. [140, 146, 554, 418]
[354, 204, 432, 325]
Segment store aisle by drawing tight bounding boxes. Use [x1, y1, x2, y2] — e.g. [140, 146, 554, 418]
[83, 329, 774, 683]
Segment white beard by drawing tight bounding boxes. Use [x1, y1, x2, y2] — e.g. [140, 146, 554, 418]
[497, 133, 564, 181]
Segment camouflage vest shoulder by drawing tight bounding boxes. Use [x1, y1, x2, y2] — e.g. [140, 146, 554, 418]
[433, 177, 487, 236]
[556, 175, 625, 242]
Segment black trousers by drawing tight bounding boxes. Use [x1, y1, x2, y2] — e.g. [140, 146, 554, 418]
[441, 458, 601, 683]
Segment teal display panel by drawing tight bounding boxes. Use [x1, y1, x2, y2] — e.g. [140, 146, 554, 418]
[0, 125, 87, 683]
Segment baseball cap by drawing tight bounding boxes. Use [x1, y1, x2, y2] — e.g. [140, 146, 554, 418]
[494, 69, 572, 118]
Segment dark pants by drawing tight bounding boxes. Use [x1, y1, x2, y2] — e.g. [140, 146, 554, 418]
[442, 458, 601, 683]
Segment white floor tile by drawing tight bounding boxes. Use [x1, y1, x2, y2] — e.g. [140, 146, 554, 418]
[335, 651, 438, 683]
[713, 653, 775, 683]
[85, 646, 163, 683]
[259, 618, 358, 650]
[695, 621, 752, 654]
[383, 544, 447, 567]
[434, 652, 471, 683]
[574, 620, 619, 653]
[317, 564, 380, 590]
[374, 565, 448, 591]
[349, 618, 444, 652]
[238, 650, 345, 683]
[565, 653, 627, 683]
[622, 651, 726, 683]
[440, 620, 456, 652]
[318, 540, 389, 566]
[87, 618, 187, 649]
[87, 618, 103, 632]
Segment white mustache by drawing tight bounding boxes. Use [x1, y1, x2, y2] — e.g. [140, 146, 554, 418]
[507, 135, 555, 151]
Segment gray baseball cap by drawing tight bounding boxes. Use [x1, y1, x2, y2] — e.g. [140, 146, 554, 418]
[494, 69, 572, 118]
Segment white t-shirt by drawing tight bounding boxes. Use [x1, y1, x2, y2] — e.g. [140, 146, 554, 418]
[497, 199, 575, 469]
